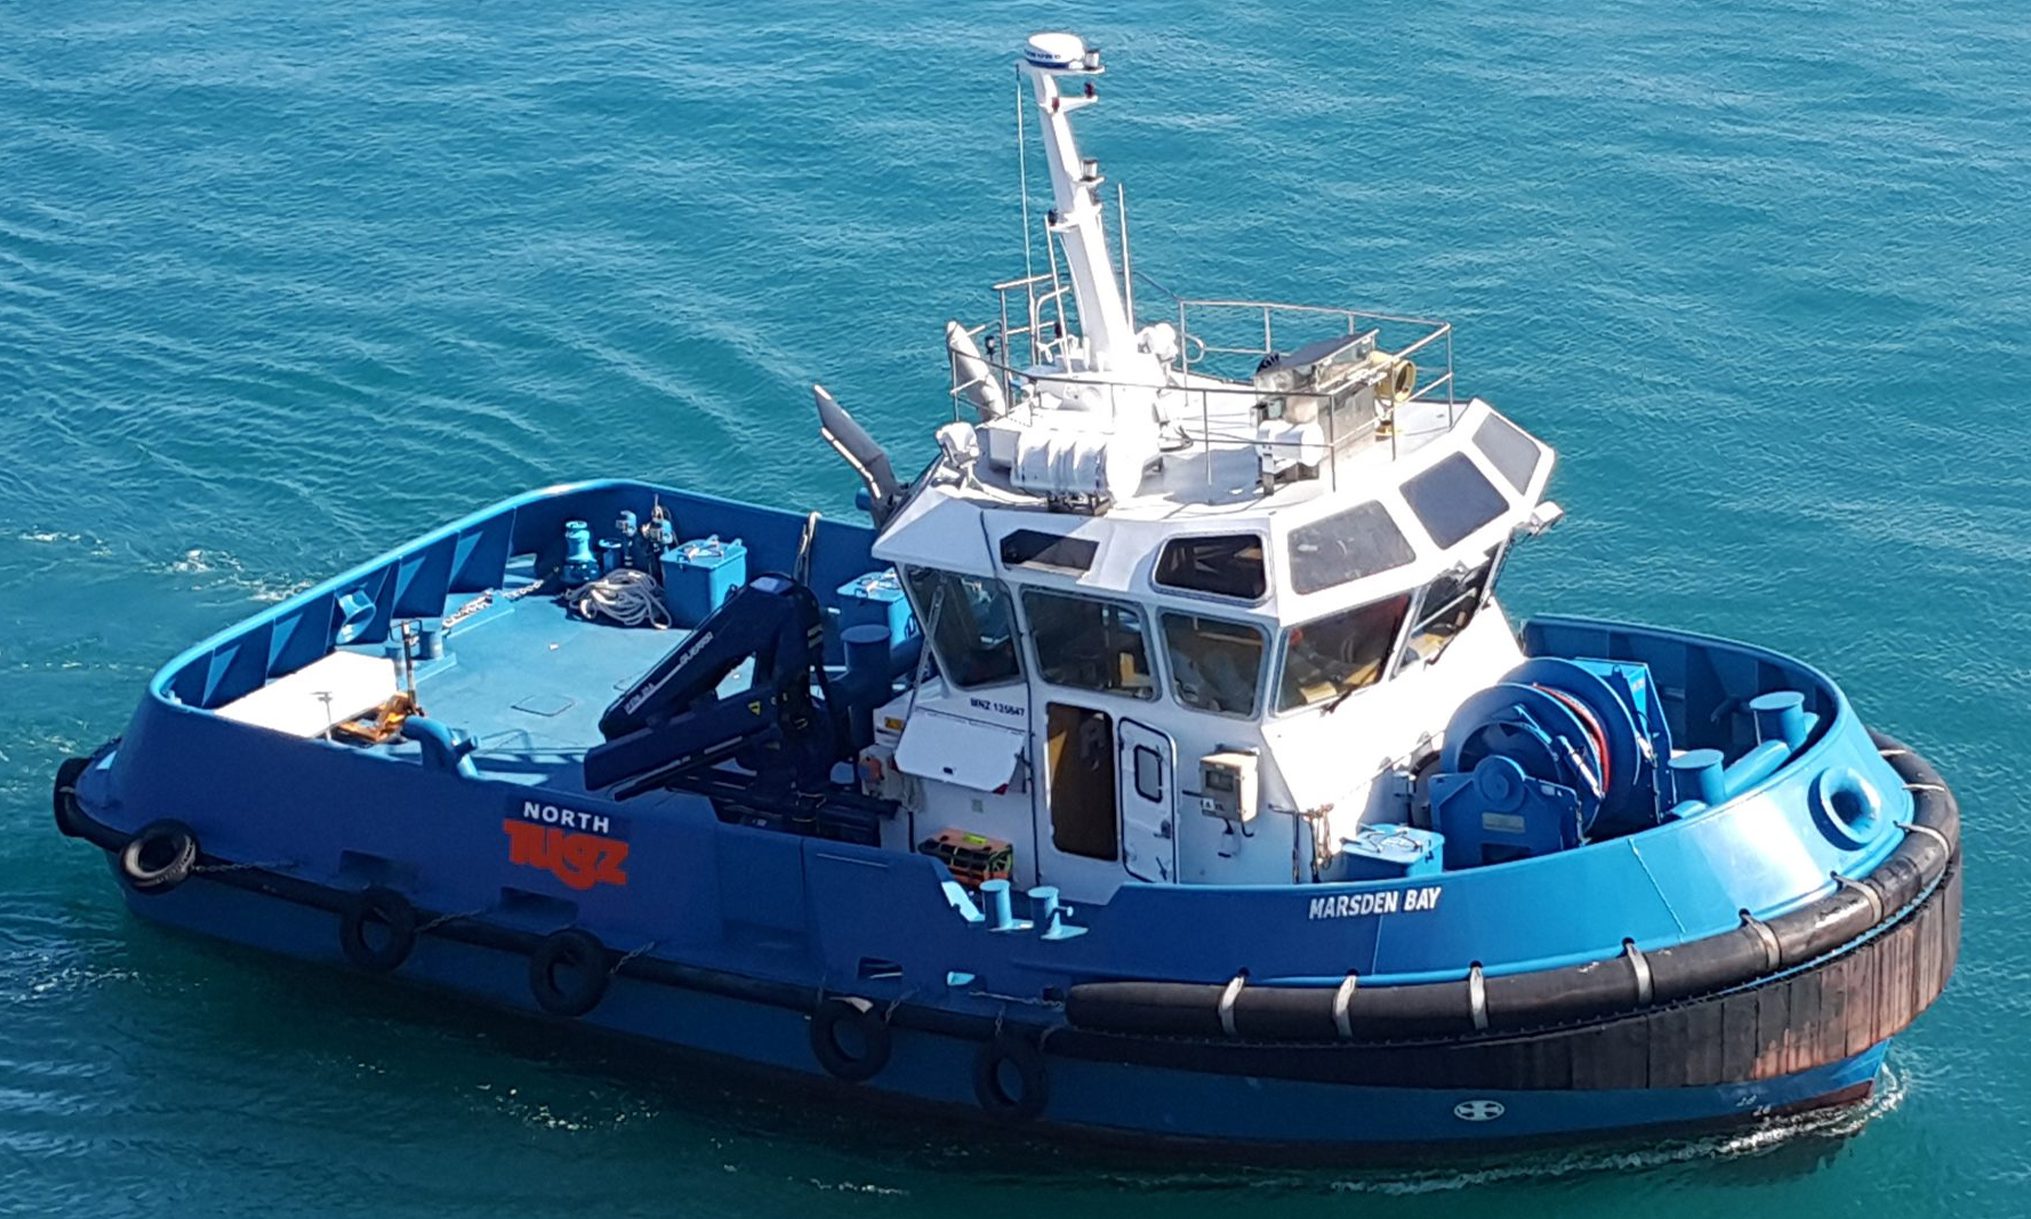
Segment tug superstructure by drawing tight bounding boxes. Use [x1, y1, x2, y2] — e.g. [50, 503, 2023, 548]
[54, 33, 1958, 1152]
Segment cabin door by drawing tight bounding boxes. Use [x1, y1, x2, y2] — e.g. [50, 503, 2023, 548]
[1117, 718, 1177, 883]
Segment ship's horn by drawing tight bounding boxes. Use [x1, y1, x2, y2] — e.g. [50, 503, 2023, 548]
[814, 384, 903, 526]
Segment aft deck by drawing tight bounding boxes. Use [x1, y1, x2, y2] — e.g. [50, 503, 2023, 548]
[342, 567, 728, 794]
[156, 479, 885, 800]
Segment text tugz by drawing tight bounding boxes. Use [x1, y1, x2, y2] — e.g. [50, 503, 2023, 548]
[502, 818, 629, 891]
[503, 799, 629, 890]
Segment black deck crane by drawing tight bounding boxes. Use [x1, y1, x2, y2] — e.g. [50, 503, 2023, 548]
[584, 574, 846, 801]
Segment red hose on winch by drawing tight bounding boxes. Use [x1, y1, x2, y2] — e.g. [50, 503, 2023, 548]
[1531, 683, 1612, 797]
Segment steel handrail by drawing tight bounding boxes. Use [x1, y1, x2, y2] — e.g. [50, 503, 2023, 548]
[973, 270, 1462, 465]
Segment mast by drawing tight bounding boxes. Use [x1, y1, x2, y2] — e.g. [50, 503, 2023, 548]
[1019, 33, 1138, 373]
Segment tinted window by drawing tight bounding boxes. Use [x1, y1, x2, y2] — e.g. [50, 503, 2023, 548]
[1401, 453, 1508, 548]
[1022, 590, 1157, 700]
[1161, 613, 1268, 718]
[1155, 534, 1267, 600]
[1402, 548, 1500, 667]
[1287, 502, 1415, 594]
[1000, 529, 1097, 573]
[1474, 412, 1542, 492]
[1277, 593, 1414, 712]
[900, 567, 1022, 688]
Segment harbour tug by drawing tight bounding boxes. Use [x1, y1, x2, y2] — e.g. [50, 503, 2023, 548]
[53, 34, 1958, 1152]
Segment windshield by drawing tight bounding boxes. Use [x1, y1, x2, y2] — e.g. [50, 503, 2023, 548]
[1162, 612, 1267, 718]
[1021, 589, 1157, 700]
[901, 567, 1022, 688]
[1401, 548, 1501, 667]
[1276, 593, 1412, 712]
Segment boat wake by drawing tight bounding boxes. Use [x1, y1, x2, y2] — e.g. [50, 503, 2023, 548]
[154, 546, 314, 603]
[1330, 1068, 1909, 1195]
[1064, 1067, 1910, 1196]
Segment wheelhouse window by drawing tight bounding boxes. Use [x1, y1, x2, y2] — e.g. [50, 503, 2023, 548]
[1473, 411, 1543, 493]
[1401, 452, 1508, 547]
[1021, 589, 1157, 700]
[1401, 547, 1501, 668]
[1287, 501, 1415, 595]
[1154, 534, 1267, 601]
[901, 567, 1022, 688]
[1161, 613, 1267, 718]
[1276, 593, 1413, 712]
[999, 529, 1098, 574]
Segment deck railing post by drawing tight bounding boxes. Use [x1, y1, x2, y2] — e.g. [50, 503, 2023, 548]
[999, 291, 1013, 400]
[1446, 325, 1457, 425]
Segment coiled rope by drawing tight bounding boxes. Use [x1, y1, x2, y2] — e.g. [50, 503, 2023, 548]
[570, 568, 670, 629]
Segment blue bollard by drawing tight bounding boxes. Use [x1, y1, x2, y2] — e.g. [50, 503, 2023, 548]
[1669, 748, 1727, 811]
[981, 879, 1012, 930]
[1749, 690, 1809, 750]
[414, 617, 445, 661]
[1030, 885, 1088, 940]
[981, 879, 1030, 932]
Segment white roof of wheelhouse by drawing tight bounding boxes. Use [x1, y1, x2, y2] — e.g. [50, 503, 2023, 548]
[873, 397, 1554, 625]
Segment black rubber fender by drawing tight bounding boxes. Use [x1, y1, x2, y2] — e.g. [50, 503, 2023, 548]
[972, 1032, 1049, 1122]
[338, 887, 417, 974]
[1227, 982, 1340, 1041]
[808, 995, 892, 1083]
[119, 820, 198, 895]
[1643, 919, 1777, 1004]
[1482, 946, 1649, 1030]
[52, 756, 90, 840]
[1766, 885, 1881, 969]
[528, 929, 610, 1018]
[1066, 982, 1225, 1039]
[1334, 974, 1476, 1037]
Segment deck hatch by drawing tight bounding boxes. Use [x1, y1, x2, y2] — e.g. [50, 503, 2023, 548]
[512, 693, 577, 718]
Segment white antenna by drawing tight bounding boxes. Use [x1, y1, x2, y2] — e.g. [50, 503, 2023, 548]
[1017, 32, 1143, 373]
[1116, 180, 1135, 330]
[1014, 71, 1035, 301]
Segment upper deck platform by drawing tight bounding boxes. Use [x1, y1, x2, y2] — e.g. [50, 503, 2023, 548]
[950, 279, 1470, 519]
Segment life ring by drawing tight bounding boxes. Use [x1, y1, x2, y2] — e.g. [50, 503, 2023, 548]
[809, 996, 892, 1083]
[119, 820, 198, 895]
[972, 1033, 1048, 1121]
[338, 887, 417, 974]
[529, 929, 610, 1018]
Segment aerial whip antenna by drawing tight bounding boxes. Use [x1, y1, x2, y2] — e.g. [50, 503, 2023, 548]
[1016, 70, 1035, 300]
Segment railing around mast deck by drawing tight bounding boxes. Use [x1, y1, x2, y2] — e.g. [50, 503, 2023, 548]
[958, 270, 1461, 486]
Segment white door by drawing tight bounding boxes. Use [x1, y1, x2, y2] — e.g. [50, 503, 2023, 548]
[1118, 718, 1176, 882]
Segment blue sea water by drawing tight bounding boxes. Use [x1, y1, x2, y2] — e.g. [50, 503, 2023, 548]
[3, 0, 2027, 1214]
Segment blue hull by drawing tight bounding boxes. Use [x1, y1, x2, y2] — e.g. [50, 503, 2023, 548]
[116, 868, 1890, 1149]
[56, 481, 1959, 1153]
